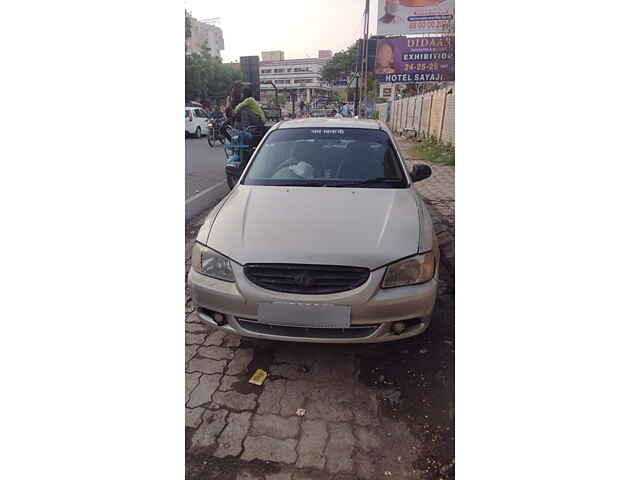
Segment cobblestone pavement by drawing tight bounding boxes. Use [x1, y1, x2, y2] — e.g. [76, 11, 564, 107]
[185, 171, 455, 480]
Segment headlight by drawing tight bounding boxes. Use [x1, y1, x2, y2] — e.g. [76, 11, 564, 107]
[207, 123, 213, 127]
[381, 252, 435, 288]
[191, 243, 235, 282]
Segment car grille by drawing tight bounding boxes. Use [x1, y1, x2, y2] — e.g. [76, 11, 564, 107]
[243, 264, 370, 294]
[237, 319, 379, 339]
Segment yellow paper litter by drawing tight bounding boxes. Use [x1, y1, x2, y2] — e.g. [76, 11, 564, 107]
[248, 369, 268, 386]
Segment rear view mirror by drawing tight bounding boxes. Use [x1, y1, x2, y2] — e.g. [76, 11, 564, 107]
[410, 163, 432, 182]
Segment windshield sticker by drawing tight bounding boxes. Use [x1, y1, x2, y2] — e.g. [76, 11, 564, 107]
[310, 129, 344, 135]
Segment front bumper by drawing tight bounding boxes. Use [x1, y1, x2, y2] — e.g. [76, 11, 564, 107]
[188, 263, 437, 344]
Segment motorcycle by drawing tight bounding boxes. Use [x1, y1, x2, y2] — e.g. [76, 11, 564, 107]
[207, 117, 226, 147]
[223, 125, 267, 190]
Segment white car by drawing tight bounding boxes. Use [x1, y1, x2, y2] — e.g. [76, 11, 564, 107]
[185, 107, 209, 138]
[188, 118, 438, 343]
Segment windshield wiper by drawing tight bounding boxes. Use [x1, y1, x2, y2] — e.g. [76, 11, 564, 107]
[331, 177, 404, 188]
[269, 181, 328, 187]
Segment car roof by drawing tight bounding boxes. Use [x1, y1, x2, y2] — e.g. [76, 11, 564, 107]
[276, 118, 383, 130]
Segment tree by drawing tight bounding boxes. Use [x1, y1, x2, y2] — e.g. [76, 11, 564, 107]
[185, 45, 241, 104]
[321, 44, 357, 84]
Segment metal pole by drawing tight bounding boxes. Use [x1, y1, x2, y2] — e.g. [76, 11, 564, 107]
[354, 74, 360, 116]
[417, 85, 424, 137]
[361, 0, 370, 116]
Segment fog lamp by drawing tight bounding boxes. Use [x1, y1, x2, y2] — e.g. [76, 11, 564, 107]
[392, 322, 406, 334]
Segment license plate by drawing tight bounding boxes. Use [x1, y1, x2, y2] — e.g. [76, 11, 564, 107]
[257, 302, 351, 329]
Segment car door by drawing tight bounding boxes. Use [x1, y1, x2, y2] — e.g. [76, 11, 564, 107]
[197, 109, 208, 133]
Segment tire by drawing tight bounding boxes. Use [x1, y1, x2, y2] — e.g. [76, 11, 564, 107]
[227, 174, 237, 190]
[207, 134, 216, 147]
[195, 126, 201, 138]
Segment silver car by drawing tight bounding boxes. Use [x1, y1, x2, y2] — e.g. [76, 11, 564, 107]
[188, 118, 438, 343]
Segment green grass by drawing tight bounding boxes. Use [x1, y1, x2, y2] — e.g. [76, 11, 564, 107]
[411, 135, 455, 166]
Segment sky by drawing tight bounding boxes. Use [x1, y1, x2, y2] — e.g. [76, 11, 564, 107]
[184, 0, 381, 62]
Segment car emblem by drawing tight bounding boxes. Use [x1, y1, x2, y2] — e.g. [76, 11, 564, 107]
[294, 272, 315, 289]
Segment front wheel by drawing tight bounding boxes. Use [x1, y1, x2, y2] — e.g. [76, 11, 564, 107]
[195, 126, 201, 138]
[207, 133, 216, 147]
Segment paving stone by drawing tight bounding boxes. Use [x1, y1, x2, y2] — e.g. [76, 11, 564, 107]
[305, 385, 354, 423]
[241, 436, 298, 464]
[198, 344, 234, 361]
[186, 372, 201, 405]
[226, 348, 254, 375]
[186, 357, 227, 375]
[352, 387, 381, 427]
[186, 332, 207, 345]
[325, 423, 355, 474]
[191, 409, 228, 448]
[203, 329, 227, 346]
[218, 375, 242, 391]
[251, 414, 300, 439]
[186, 345, 199, 363]
[273, 343, 318, 365]
[215, 411, 252, 457]
[235, 471, 261, 480]
[295, 419, 328, 469]
[354, 450, 377, 479]
[265, 473, 293, 480]
[188, 374, 221, 407]
[185, 406, 205, 429]
[270, 363, 308, 380]
[353, 426, 381, 451]
[257, 379, 287, 414]
[309, 352, 356, 385]
[279, 380, 314, 417]
[211, 389, 257, 411]
[186, 322, 209, 334]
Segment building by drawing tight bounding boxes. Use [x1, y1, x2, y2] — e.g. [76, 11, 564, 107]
[186, 18, 224, 58]
[259, 56, 332, 105]
[261, 51, 285, 62]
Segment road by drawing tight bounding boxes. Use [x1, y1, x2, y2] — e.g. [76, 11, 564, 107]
[185, 136, 230, 220]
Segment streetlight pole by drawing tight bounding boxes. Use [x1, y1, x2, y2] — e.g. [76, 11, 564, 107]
[360, 0, 370, 117]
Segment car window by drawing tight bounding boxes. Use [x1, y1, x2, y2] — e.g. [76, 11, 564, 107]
[242, 128, 408, 188]
[185, 110, 189, 118]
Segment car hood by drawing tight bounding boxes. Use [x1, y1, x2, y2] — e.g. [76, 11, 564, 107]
[206, 185, 421, 269]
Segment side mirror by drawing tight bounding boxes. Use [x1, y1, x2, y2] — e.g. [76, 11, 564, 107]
[410, 163, 432, 182]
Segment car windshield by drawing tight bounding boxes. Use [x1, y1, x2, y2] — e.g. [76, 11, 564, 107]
[242, 128, 408, 188]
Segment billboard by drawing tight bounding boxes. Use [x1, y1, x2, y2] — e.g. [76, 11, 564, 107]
[318, 50, 333, 59]
[369, 36, 454, 83]
[377, 0, 454, 36]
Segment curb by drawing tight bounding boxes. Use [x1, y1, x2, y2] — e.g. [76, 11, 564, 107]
[185, 180, 229, 221]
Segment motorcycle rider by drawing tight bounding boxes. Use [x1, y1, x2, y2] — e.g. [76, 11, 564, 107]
[233, 86, 266, 131]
